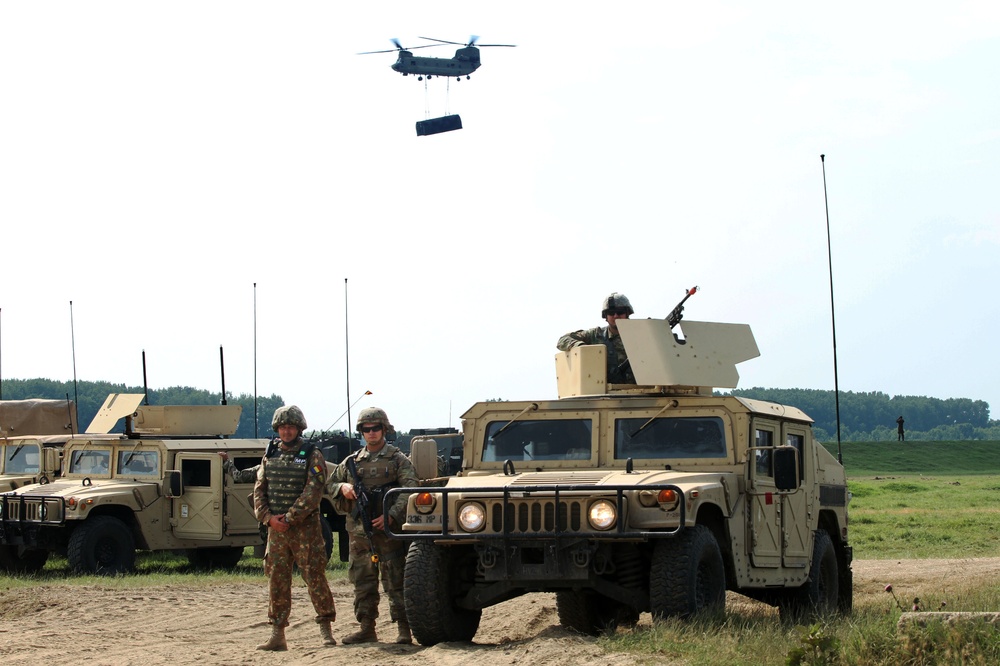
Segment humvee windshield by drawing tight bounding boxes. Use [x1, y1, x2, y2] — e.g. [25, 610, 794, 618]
[118, 450, 159, 477]
[3, 443, 42, 474]
[482, 419, 593, 461]
[69, 448, 112, 475]
[614, 416, 727, 459]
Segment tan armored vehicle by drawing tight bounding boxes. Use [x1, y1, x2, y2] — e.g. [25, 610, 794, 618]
[0, 394, 271, 574]
[390, 318, 853, 645]
[1, 398, 80, 493]
[0, 399, 81, 571]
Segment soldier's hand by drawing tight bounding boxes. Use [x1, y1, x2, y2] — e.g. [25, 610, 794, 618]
[340, 483, 357, 500]
[372, 515, 385, 531]
[268, 514, 290, 533]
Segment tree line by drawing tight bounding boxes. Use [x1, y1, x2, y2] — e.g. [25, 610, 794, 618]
[725, 387, 999, 442]
[5, 378, 997, 443]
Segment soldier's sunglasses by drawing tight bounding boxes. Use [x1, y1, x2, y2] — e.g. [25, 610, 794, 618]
[359, 425, 383, 434]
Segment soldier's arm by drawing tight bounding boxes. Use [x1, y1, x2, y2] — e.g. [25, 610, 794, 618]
[387, 453, 420, 527]
[252, 462, 272, 524]
[557, 327, 599, 351]
[231, 464, 259, 484]
[327, 459, 351, 496]
[284, 449, 327, 526]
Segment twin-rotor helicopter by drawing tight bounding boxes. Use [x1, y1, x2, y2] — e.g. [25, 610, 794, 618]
[359, 35, 515, 81]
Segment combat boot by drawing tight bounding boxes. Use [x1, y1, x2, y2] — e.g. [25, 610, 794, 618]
[395, 620, 412, 645]
[319, 619, 337, 646]
[341, 618, 377, 644]
[256, 624, 287, 651]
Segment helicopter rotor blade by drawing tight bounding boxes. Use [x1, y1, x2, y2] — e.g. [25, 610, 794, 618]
[417, 36, 465, 46]
[467, 35, 480, 47]
[358, 42, 442, 55]
[391, 37, 403, 50]
[476, 43, 517, 48]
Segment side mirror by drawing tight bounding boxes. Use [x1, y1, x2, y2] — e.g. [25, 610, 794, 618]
[163, 470, 182, 498]
[773, 447, 799, 492]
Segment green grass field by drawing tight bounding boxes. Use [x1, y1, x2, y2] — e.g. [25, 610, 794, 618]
[828, 440, 1000, 559]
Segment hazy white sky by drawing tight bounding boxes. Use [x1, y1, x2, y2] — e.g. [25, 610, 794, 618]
[2, 2, 998, 432]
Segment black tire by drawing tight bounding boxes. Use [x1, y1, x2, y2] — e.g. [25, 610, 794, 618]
[67, 515, 136, 575]
[186, 546, 245, 570]
[779, 531, 839, 622]
[650, 525, 726, 620]
[556, 590, 638, 635]
[0, 544, 49, 574]
[404, 541, 481, 646]
[838, 545, 853, 615]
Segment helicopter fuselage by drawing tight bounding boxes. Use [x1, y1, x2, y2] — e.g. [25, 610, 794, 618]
[392, 47, 481, 78]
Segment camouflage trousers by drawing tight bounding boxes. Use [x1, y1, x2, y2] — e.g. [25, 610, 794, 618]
[348, 530, 407, 622]
[264, 515, 336, 627]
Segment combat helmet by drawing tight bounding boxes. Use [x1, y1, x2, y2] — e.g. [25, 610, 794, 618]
[272, 405, 308, 432]
[602, 292, 634, 318]
[356, 406, 392, 432]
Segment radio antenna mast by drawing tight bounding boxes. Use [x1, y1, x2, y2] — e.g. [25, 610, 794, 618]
[821, 154, 843, 464]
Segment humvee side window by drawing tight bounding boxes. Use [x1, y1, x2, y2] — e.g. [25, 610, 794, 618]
[69, 449, 112, 475]
[4, 444, 42, 474]
[615, 417, 726, 459]
[482, 419, 593, 461]
[755, 429, 774, 476]
[786, 433, 805, 481]
[181, 458, 213, 487]
[118, 450, 160, 477]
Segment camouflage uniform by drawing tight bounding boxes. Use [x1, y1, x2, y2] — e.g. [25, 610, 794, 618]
[253, 439, 336, 629]
[557, 326, 636, 384]
[330, 443, 419, 624]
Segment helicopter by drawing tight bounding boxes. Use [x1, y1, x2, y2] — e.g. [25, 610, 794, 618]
[359, 36, 515, 81]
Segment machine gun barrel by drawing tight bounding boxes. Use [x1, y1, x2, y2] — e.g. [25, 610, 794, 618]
[346, 456, 380, 563]
[666, 286, 699, 328]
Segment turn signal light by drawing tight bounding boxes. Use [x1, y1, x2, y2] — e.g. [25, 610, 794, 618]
[414, 492, 437, 515]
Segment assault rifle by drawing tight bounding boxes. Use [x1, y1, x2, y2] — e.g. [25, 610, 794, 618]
[346, 456, 379, 563]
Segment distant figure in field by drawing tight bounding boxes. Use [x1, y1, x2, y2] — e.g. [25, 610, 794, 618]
[896, 416, 905, 441]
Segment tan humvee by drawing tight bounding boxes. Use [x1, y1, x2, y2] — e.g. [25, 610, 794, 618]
[1, 398, 80, 493]
[390, 319, 852, 645]
[0, 394, 271, 574]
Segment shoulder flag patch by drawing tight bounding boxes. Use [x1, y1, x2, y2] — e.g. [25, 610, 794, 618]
[312, 464, 323, 475]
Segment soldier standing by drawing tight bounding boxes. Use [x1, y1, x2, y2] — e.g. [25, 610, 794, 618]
[896, 416, 905, 442]
[557, 292, 636, 384]
[253, 405, 337, 651]
[330, 406, 418, 644]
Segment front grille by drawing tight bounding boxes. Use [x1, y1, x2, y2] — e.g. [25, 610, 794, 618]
[488, 498, 585, 534]
[1, 496, 64, 524]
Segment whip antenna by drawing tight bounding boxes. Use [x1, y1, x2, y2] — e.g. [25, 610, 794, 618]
[253, 282, 258, 437]
[821, 154, 843, 464]
[69, 301, 79, 411]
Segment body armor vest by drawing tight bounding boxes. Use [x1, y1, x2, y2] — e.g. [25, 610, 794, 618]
[353, 444, 402, 516]
[264, 441, 314, 515]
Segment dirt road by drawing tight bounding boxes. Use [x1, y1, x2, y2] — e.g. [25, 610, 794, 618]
[1, 558, 997, 666]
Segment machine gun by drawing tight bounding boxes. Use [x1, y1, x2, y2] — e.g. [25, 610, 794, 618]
[613, 286, 699, 381]
[346, 456, 379, 563]
[667, 286, 699, 328]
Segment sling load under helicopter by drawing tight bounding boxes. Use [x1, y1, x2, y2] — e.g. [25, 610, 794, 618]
[359, 35, 516, 81]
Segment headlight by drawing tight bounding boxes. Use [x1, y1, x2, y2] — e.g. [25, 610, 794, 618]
[588, 499, 617, 530]
[457, 502, 486, 532]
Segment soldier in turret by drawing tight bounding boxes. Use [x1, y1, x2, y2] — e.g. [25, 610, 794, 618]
[329, 406, 419, 645]
[557, 292, 637, 384]
[253, 405, 337, 651]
